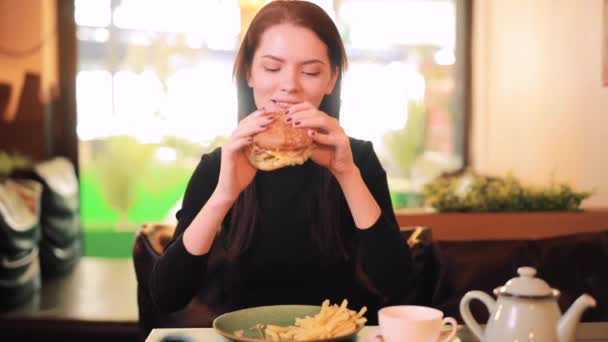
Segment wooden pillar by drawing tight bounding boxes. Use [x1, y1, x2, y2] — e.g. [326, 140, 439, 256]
[52, 0, 78, 173]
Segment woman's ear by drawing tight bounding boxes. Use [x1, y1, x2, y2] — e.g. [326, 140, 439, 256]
[325, 67, 339, 95]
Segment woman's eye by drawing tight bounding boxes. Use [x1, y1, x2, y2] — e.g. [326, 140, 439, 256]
[303, 71, 320, 77]
[263, 66, 280, 72]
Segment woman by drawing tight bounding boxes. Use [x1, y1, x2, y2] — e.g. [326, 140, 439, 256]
[149, 0, 412, 325]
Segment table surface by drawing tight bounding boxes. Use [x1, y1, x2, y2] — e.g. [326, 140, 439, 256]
[0, 257, 138, 323]
[147, 322, 608, 342]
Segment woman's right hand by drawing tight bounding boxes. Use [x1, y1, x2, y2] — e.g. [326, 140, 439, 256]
[215, 109, 273, 201]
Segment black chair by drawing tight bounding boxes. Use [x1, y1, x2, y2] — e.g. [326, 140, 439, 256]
[132, 224, 435, 340]
[397, 226, 436, 307]
[132, 222, 179, 341]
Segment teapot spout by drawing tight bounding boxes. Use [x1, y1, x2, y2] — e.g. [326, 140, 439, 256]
[558, 294, 597, 342]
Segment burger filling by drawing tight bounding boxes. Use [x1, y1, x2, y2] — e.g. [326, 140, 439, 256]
[248, 143, 313, 170]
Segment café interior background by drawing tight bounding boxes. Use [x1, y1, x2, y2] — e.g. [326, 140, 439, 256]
[1, 0, 607, 257]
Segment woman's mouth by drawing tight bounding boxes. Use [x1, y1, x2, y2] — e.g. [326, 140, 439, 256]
[270, 100, 297, 110]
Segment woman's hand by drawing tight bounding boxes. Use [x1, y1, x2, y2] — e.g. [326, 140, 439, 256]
[287, 102, 382, 229]
[216, 109, 273, 201]
[286, 102, 357, 177]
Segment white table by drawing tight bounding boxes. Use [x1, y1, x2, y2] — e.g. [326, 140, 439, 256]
[147, 322, 608, 342]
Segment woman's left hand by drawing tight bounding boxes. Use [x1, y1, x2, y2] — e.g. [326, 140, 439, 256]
[286, 102, 357, 177]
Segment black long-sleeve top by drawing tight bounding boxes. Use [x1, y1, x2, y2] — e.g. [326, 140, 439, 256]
[149, 138, 411, 325]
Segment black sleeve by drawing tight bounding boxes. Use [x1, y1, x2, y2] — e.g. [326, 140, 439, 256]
[148, 148, 222, 313]
[350, 139, 412, 302]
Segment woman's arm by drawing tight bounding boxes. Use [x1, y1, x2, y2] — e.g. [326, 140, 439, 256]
[149, 110, 271, 313]
[148, 150, 224, 312]
[348, 139, 412, 301]
[334, 166, 381, 229]
[182, 189, 234, 255]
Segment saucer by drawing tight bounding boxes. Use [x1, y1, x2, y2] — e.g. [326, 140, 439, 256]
[362, 327, 461, 342]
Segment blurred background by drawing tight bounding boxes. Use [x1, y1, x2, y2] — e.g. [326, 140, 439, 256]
[2, 1, 608, 340]
[73, 0, 465, 256]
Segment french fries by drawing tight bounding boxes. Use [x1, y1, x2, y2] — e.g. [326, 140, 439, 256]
[256, 299, 367, 341]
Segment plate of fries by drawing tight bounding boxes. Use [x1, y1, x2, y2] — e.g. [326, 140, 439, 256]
[213, 299, 367, 341]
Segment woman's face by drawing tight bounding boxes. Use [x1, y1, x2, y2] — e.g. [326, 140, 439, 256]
[248, 23, 338, 111]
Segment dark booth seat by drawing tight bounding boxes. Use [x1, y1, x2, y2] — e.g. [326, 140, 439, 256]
[428, 230, 608, 323]
[132, 223, 608, 341]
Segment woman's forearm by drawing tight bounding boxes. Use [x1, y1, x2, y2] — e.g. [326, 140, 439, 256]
[182, 190, 236, 255]
[334, 167, 381, 229]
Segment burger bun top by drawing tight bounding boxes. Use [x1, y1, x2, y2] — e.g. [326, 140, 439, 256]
[253, 111, 312, 150]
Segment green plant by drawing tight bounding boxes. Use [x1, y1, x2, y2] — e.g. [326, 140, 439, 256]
[161, 135, 204, 161]
[204, 135, 229, 153]
[423, 172, 592, 212]
[92, 135, 155, 227]
[161, 134, 229, 159]
[382, 99, 426, 178]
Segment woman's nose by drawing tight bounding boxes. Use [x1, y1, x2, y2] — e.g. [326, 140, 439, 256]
[280, 69, 300, 93]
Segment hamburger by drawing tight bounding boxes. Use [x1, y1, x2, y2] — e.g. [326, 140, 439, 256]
[246, 111, 314, 171]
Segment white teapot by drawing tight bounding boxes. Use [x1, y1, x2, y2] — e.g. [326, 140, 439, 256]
[459, 266, 596, 342]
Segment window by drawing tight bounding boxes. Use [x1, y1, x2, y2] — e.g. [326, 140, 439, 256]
[75, 0, 469, 257]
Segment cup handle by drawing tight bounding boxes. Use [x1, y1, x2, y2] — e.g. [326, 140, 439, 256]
[438, 317, 458, 342]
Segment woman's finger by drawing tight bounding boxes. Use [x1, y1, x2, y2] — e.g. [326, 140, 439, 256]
[286, 101, 315, 115]
[235, 117, 271, 136]
[308, 129, 345, 147]
[238, 108, 271, 126]
[224, 135, 253, 153]
[290, 111, 338, 132]
[285, 108, 317, 122]
[232, 113, 274, 139]
[232, 136, 254, 151]
[239, 108, 262, 123]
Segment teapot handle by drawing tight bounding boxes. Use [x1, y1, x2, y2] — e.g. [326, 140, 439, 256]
[459, 290, 496, 341]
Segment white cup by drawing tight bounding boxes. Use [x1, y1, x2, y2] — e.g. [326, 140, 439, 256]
[378, 305, 458, 342]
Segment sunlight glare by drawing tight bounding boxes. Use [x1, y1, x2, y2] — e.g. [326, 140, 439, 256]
[434, 47, 455, 66]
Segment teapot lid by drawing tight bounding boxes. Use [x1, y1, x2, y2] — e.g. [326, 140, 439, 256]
[495, 267, 557, 297]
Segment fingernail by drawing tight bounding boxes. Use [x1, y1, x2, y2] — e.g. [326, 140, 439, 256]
[285, 110, 290, 115]
[308, 130, 315, 136]
[294, 121, 301, 126]
[285, 117, 292, 123]
[267, 116, 274, 120]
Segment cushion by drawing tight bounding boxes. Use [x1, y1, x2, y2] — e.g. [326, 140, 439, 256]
[531, 231, 608, 321]
[430, 230, 608, 323]
[11, 158, 81, 277]
[430, 239, 532, 323]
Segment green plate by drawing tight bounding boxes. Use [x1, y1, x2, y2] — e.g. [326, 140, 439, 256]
[212, 305, 362, 342]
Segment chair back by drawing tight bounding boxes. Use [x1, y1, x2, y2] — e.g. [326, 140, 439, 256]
[133, 222, 225, 340]
[132, 223, 180, 340]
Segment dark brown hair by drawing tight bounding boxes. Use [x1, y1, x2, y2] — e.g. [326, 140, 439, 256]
[225, 0, 349, 259]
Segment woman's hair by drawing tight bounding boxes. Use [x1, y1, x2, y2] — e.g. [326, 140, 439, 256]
[233, 0, 347, 120]
[224, 0, 349, 260]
